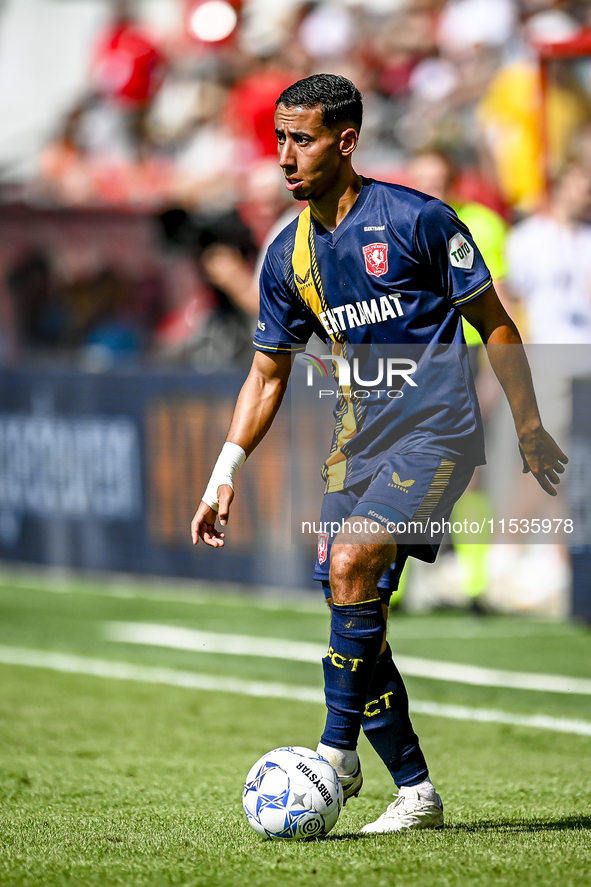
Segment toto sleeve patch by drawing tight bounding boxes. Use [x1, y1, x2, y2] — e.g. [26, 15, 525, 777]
[448, 232, 474, 269]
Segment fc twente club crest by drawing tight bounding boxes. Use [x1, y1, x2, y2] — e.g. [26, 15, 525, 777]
[363, 242, 388, 277]
[317, 531, 329, 565]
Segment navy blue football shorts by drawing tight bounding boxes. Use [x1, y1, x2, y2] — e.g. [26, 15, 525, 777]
[313, 451, 476, 605]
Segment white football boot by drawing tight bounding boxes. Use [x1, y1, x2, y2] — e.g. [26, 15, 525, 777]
[316, 742, 363, 803]
[361, 783, 444, 833]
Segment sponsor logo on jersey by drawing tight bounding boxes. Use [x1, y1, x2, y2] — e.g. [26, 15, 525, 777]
[295, 268, 312, 288]
[317, 531, 329, 565]
[388, 471, 415, 492]
[319, 294, 403, 335]
[448, 232, 474, 269]
[364, 225, 385, 231]
[363, 242, 389, 277]
[257, 320, 266, 331]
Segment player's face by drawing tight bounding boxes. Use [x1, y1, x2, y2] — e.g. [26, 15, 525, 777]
[407, 154, 452, 201]
[556, 164, 591, 220]
[274, 104, 353, 202]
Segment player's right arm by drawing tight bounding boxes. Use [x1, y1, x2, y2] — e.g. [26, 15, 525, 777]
[190, 350, 292, 547]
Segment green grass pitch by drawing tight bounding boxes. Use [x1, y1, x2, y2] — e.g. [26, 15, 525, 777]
[0, 570, 590, 887]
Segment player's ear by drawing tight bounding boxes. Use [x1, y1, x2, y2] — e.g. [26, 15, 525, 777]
[340, 126, 358, 156]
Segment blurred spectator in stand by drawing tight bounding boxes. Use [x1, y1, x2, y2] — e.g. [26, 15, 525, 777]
[170, 74, 255, 211]
[224, 53, 301, 158]
[155, 155, 300, 367]
[392, 0, 510, 164]
[357, 0, 443, 167]
[40, 0, 169, 207]
[201, 157, 298, 315]
[7, 251, 62, 352]
[5, 247, 164, 365]
[88, 0, 166, 171]
[297, 2, 354, 64]
[477, 5, 588, 215]
[239, 157, 295, 249]
[507, 155, 591, 345]
[39, 101, 96, 205]
[64, 267, 139, 366]
[91, 1, 165, 109]
[149, 243, 215, 361]
[156, 204, 258, 367]
[501, 150, 591, 592]
[438, 0, 517, 54]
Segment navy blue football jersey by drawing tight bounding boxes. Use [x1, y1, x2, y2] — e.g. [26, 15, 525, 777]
[254, 178, 491, 491]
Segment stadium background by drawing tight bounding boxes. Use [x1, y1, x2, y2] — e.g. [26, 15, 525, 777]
[0, 0, 590, 614]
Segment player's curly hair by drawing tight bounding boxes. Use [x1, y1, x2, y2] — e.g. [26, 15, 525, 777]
[276, 74, 363, 133]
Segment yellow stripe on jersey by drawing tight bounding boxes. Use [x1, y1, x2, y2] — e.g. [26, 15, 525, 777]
[321, 343, 362, 493]
[452, 278, 492, 306]
[292, 208, 326, 327]
[291, 212, 358, 490]
[323, 400, 357, 492]
[253, 341, 307, 353]
[291, 209, 346, 345]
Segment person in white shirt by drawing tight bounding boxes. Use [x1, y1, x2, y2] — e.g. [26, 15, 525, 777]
[507, 160, 591, 346]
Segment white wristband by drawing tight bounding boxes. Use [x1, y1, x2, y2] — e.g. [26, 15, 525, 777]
[202, 442, 246, 512]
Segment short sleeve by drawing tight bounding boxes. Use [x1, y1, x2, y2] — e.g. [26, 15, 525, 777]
[414, 200, 493, 308]
[253, 242, 316, 354]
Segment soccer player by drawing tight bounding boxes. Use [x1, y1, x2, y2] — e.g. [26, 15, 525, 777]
[191, 74, 567, 833]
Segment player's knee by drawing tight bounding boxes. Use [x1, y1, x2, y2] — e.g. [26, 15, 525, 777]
[329, 546, 380, 600]
[328, 546, 357, 588]
[329, 538, 397, 603]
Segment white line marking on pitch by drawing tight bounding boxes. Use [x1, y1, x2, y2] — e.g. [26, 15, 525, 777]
[105, 622, 591, 696]
[1, 644, 590, 738]
[408, 701, 591, 736]
[106, 622, 326, 663]
[0, 644, 324, 705]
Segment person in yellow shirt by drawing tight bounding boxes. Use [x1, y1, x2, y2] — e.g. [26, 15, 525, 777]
[477, 59, 590, 215]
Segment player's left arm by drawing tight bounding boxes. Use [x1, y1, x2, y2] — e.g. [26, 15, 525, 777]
[457, 284, 568, 496]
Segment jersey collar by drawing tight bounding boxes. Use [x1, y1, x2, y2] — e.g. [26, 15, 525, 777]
[311, 177, 374, 246]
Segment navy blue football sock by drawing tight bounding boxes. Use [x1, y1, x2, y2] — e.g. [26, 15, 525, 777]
[320, 598, 385, 751]
[362, 644, 429, 786]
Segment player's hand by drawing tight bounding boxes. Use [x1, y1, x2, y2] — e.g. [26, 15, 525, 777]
[518, 426, 568, 496]
[190, 484, 234, 547]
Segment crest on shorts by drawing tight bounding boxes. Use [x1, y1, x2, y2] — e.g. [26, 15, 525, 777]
[363, 243, 388, 277]
[317, 531, 329, 565]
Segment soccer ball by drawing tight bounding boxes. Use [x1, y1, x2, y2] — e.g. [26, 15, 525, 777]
[242, 746, 343, 840]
